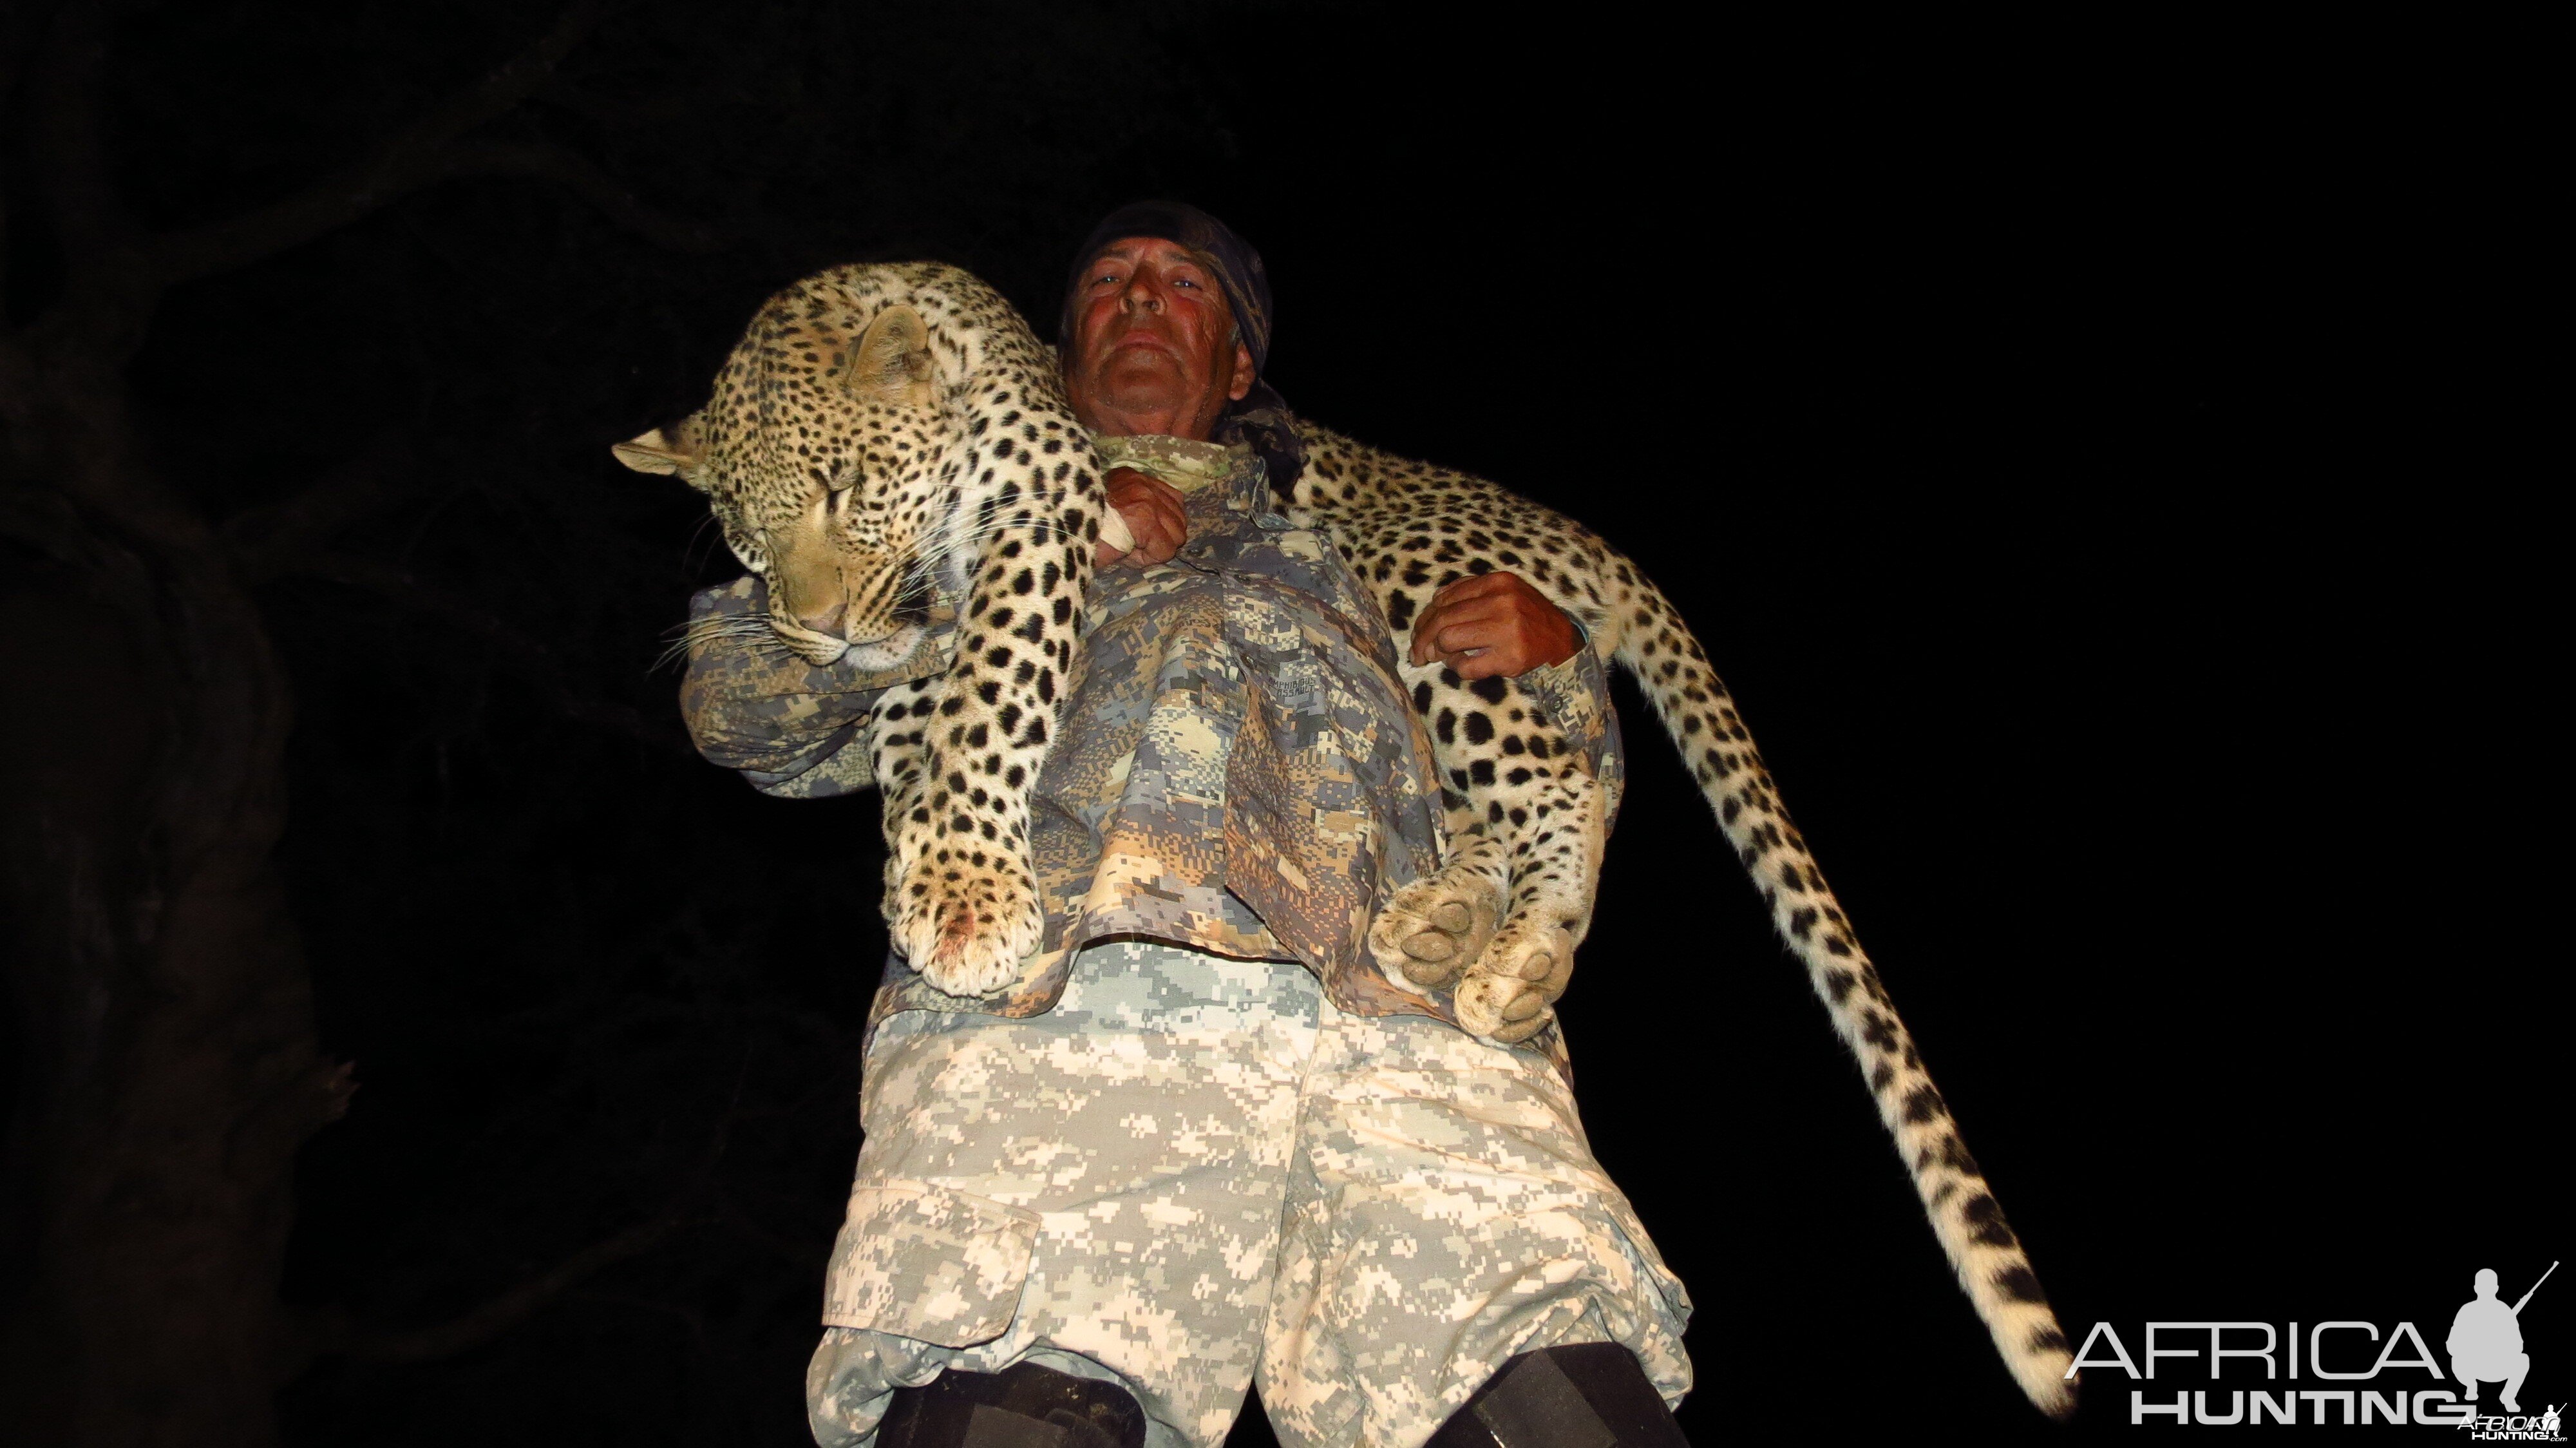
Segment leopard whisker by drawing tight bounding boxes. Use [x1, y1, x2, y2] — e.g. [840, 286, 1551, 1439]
[655, 610, 797, 671]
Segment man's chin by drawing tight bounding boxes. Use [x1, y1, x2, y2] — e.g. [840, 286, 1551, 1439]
[1091, 374, 1200, 421]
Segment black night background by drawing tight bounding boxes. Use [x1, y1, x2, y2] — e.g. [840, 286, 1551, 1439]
[0, 5, 2553, 1444]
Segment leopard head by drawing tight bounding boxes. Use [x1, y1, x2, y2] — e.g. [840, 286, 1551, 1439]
[616, 298, 954, 670]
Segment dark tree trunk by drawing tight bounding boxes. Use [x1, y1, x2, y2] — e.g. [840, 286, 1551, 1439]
[0, 3, 693, 1434]
[1, 338, 345, 1446]
[0, 5, 717, 1435]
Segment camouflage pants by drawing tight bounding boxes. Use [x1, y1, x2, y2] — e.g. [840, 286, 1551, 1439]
[805, 939, 1692, 1448]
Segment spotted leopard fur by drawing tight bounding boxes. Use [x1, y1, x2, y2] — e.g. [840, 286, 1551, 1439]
[615, 262, 1126, 997]
[1280, 421, 2079, 1419]
[615, 258, 2072, 1416]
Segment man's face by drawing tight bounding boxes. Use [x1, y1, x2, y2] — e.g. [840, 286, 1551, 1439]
[1063, 236, 1255, 439]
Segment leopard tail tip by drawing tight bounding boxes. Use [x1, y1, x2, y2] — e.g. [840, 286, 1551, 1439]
[2019, 1355, 2079, 1422]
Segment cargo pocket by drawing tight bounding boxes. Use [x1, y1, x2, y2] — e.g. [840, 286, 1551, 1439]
[820, 1181, 1039, 1347]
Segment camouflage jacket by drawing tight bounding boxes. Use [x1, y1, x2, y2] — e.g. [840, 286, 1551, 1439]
[678, 435, 1625, 1056]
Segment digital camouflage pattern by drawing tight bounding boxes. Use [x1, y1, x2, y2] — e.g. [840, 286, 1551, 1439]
[806, 939, 1692, 1448]
[678, 437, 1625, 1065]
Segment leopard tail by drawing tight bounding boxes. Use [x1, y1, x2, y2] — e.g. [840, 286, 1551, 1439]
[1612, 575, 2078, 1420]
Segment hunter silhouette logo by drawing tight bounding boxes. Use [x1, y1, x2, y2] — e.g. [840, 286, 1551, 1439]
[2454, 1262, 2552, 1413]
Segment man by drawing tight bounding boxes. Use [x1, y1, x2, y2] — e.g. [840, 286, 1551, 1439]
[2450, 1268, 2532, 1413]
[681, 203, 1690, 1447]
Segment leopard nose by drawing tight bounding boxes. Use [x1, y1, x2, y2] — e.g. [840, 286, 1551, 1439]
[794, 599, 847, 635]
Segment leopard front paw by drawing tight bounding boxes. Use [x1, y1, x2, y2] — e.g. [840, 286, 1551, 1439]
[889, 842, 1044, 998]
[1368, 862, 1504, 991]
[1454, 919, 1577, 1045]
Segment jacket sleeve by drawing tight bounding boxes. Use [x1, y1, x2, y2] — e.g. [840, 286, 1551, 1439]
[676, 575, 951, 799]
[1511, 627, 1627, 833]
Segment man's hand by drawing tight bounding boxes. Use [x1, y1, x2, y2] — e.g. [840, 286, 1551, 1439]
[1094, 466, 1187, 567]
[1408, 571, 1582, 679]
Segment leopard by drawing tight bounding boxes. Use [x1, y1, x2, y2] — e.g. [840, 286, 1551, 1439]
[1276, 421, 2080, 1420]
[612, 261, 1130, 998]
[613, 259, 2072, 1416]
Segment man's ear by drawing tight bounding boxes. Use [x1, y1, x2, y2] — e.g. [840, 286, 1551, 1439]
[1227, 338, 1256, 403]
[612, 412, 708, 485]
[846, 305, 935, 406]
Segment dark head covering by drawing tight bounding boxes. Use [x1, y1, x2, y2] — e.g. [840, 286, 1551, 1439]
[1061, 200, 1304, 491]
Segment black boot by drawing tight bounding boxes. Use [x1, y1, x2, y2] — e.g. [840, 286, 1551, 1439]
[1425, 1342, 1689, 1447]
[875, 1360, 1148, 1448]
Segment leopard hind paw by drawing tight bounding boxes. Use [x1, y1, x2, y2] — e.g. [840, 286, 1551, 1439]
[1454, 919, 1577, 1045]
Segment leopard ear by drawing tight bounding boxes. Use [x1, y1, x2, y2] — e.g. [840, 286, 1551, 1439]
[845, 305, 934, 406]
[612, 412, 708, 486]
